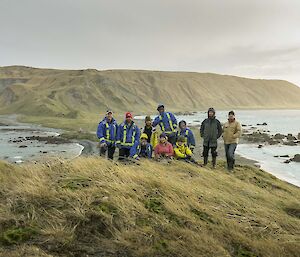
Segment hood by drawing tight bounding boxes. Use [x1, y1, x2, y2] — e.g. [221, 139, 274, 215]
[207, 107, 216, 118]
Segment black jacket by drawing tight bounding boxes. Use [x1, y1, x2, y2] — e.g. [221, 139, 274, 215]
[200, 117, 222, 147]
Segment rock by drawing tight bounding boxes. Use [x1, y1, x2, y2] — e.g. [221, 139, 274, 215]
[284, 159, 291, 164]
[257, 122, 267, 126]
[241, 124, 247, 127]
[273, 133, 285, 140]
[280, 155, 290, 158]
[291, 154, 300, 162]
[283, 141, 297, 146]
[18, 145, 28, 148]
[287, 134, 296, 141]
[267, 138, 280, 145]
[262, 122, 267, 125]
[258, 144, 263, 148]
[298, 133, 300, 140]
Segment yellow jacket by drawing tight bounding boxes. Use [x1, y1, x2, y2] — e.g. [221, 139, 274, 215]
[150, 130, 159, 149]
[222, 120, 242, 144]
[174, 143, 193, 159]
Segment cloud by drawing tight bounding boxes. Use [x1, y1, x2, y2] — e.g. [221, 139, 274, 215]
[0, 0, 300, 86]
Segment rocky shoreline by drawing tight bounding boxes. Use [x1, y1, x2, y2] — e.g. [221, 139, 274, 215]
[240, 126, 300, 164]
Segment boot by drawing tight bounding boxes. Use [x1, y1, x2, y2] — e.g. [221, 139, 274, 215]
[203, 156, 208, 166]
[227, 160, 233, 171]
[212, 157, 217, 169]
[226, 157, 230, 170]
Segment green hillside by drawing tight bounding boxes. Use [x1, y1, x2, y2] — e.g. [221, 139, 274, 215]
[1, 65, 300, 130]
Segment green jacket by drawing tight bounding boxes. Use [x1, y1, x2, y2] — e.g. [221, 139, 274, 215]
[200, 117, 222, 147]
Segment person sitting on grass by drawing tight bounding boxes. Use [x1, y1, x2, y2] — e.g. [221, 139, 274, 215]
[154, 133, 174, 160]
[177, 120, 196, 152]
[174, 135, 194, 161]
[136, 133, 153, 159]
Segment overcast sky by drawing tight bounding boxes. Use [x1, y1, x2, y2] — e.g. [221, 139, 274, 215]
[1, 0, 300, 85]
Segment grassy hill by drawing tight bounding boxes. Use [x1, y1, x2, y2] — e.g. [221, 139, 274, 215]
[1, 66, 300, 130]
[0, 158, 299, 257]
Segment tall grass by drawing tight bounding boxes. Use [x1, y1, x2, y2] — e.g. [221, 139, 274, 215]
[0, 158, 299, 257]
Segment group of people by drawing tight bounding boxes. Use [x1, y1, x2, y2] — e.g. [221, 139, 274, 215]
[96, 104, 242, 171]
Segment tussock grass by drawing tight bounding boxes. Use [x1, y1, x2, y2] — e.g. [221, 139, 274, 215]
[0, 158, 299, 257]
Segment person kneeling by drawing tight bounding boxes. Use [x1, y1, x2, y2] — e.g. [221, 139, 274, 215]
[154, 133, 174, 160]
[174, 135, 194, 161]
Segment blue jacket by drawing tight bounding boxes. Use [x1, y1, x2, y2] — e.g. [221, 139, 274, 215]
[117, 121, 140, 151]
[152, 112, 177, 134]
[137, 143, 153, 159]
[96, 117, 118, 144]
[177, 128, 196, 148]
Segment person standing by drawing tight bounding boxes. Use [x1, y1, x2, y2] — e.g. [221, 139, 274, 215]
[177, 120, 196, 152]
[223, 111, 242, 171]
[152, 104, 177, 145]
[200, 107, 222, 168]
[96, 110, 118, 160]
[117, 112, 140, 161]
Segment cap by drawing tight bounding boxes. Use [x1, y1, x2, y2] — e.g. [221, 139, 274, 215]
[157, 104, 165, 111]
[145, 115, 152, 122]
[177, 135, 186, 142]
[140, 133, 148, 140]
[125, 112, 133, 119]
[106, 109, 113, 114]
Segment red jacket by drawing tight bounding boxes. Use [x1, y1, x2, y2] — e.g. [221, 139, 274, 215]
[154, 142, 174, 157]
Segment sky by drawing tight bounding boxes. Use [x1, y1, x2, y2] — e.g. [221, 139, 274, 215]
[1, 0, 300, 86]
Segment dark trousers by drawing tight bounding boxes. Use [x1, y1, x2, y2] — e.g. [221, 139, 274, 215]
[100, 144, 115, 160]
[202, 146, 218, 158]
[118, 148, 130, 161]
[203, 146, 218, 166]
[224, 143, 237, 170]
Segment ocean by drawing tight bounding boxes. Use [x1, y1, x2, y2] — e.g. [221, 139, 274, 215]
[136, 109, 300, 187]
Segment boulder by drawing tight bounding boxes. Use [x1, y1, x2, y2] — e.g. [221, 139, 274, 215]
[287, 134, 297, 141]
[273, 133, 285, 140]
[291, 154, 300, 162]
[283, 141, 297, 146]
[298, 133, 300, 140]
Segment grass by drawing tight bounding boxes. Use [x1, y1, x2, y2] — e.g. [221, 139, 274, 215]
[0, 157, 299, 257]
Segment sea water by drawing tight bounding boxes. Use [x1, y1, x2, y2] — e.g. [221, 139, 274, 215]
[0, 117, 83, 163]
[136, 110, 300, 187]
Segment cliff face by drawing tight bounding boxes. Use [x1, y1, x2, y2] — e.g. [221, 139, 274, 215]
[1, 66, 300, 119]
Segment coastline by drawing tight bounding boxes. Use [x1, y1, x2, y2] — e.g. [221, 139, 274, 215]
[0, 113, 299, 188]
